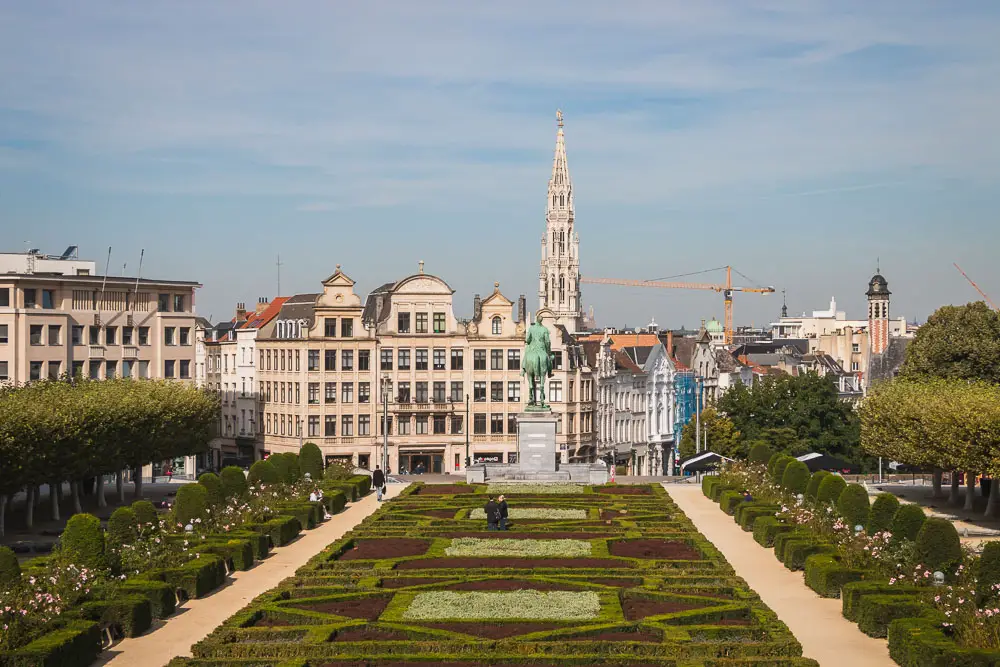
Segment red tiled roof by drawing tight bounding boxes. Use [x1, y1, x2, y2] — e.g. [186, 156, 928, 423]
[576, 333, 662, 350]
[241, 297, 291, 330]
[614, 350, 644, 374]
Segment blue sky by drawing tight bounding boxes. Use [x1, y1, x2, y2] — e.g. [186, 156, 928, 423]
[1, 1, 998, 329]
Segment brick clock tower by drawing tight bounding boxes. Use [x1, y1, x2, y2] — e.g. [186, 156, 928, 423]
[866, 270, 891, 355]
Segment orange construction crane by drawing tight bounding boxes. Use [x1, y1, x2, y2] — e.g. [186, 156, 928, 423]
[954, 263, 999, 311]
[580, 265, 775, 345]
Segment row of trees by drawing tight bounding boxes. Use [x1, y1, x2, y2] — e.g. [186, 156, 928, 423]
[0, 378, 219, 536]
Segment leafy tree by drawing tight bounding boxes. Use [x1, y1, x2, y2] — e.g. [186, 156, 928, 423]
[679, 408, 742, 459]
[717, 373, 860, 461]
[900, 302, 1000, 384]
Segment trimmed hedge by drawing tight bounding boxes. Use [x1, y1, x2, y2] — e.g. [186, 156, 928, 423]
[174, 484, 209, 526]
[299, 442, 324, 480]
[857, 594, 928, 638]
[120, 579, 177, 619]
[157, 554, 227, 600]
[79, 594, 153, 638]
[766, 452, 784, 479]
[718, 490, 745, 516]
[803, 553, 867, 598]
[131, 500, 159, 530]
[198, 472, 225, 507]
[738, 505, 780, 532]
[816, 474, 847, 505]
[248, 460, 279, 485]
[220, 466, 248, 498]
[61, 514, 106, 570]
[246, 515, 302, 548]
[781, 537, 835, 571]
[888, 616, 1000, 666]
[0, 545, 20, 586]
[841, 580, 923, 622]
[915, 517, 962, 575]
[0, 619, 101, 667]
[890, 503, 927, 543]
[866, 493, 900, 534]
[781, 460, 810, 495]
[321, 490, 347, 515]
[805, 470, 830, 502]
[748, 441, 773, 465]
[977, 540, 1000, 605]
[771, 456, 795, 486]
[753, 516, 793, 548]
[836, 484, 870, 529]
[107, 507, 139, 554]
[702, 475, 721, 498]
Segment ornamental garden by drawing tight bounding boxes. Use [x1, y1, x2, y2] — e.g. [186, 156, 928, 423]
[172, 482, 818, 667]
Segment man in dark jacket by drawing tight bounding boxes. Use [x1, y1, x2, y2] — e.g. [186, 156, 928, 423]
[373, 466, 386, 502]
[484, 496, 499, 531]
[498, 495, 509, 531]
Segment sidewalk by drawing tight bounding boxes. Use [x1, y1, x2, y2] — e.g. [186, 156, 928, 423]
[666, 484, 894, 667]
[98, 484, 405, 667]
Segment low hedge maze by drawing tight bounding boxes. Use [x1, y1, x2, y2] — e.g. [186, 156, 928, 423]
[173, 483, 818, 667]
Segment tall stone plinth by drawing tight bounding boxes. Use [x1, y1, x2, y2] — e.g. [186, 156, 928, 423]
[517, 411, 558, 473]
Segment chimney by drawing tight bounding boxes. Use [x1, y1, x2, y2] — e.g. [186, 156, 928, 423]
[256, 297, 269, 314]
[518, 294, 526, 323]
[473, 294, 482, 322]
[236, 302, 247, 321]
[667, 329, 674, 357]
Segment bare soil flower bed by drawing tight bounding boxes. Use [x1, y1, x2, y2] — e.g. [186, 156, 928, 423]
[252, 616, 295, 627]
[417, 509, 459, 518]
[623, 599, 707, 620]
[601, 509, 630, 520]
[438, 531, 609, 540]
[397, 557, 631, 570]
[416, 621, 566, 639]
[292, 596, 392, 620]
[380, 577, 450, 589]
[596, 486, 652, 495]
[609, 539, 703, 560]
[443, 579, 579, 591]
[415, 485, 477, 495]
[339, 538, 431, 560]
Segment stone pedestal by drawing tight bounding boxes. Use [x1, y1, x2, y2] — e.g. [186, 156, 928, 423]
[517, 411, 558, 473]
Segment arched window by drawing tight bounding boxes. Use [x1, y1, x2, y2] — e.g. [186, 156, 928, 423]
[492, 316, 502, 335]
[552, 194, 557, 208]
[559, 194, 565, 207]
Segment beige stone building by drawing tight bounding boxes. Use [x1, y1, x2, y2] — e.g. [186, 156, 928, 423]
[0, 250, 200, 385]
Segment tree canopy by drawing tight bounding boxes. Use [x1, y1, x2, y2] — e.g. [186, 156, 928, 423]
[679, 407, 742, 459]
[715, 372, 860, 460]
[900, 302, 1000, 384]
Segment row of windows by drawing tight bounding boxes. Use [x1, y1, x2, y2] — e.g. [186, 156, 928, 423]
[0, 287, 186, 312]
[260, 380, 574, 405]
[322, 317, 355, 338]
[261, 348, 372, 372]
[378, 348, 522, 372]
[19, 358, 172, 382]
[263, 380, 372, 405]
[396, 312, 446, 334]
[263, 411, 528, 438]
[16, 324, 158, 347]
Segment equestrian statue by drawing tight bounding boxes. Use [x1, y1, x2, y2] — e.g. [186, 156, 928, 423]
[521, 312, 554, 409]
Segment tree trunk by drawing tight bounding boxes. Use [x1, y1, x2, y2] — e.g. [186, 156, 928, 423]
[965, 472, 977, 511]
[132, 466, 143, 500]
[949, 472, 961, 505]
[0, 495, 7, 537]
[71, 480, 83, 515]
[50, 480, 60, 522]
[117, 471, 125, 504]
[932, 470, 944, 498]
[986, 478, 1000, 519]
[25, 487, 34, 530]
[96, 474, 107, 509]
[33, 485, 42, 508]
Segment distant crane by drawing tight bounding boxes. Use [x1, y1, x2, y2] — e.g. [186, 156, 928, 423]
[580, 265, 775, 345]
[954, 263, 999, 311]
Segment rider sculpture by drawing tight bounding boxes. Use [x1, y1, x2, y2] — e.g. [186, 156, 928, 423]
[521, 312, 554, 409]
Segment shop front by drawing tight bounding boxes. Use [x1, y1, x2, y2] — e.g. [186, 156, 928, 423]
[399, 448, 444, 475]
[473, 452, 503, 464]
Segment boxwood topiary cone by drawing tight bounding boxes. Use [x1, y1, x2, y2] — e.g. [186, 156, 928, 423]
[279, 452, 301, 484]
[299, 442, 325, 480]
[748, 442, 773, 466]
[107, 507, 139, 553]
[61, 513, 107, 569]
[0, 545, 21, 587]
[806, 470, 831, 502]
[977, 541, 1000, 605]
[198, 472, 225, 507]
[816, 474, 847, 505]
[248, 460, 279, 485]
[220, 466, 248, 498]
[837, 484, 871, 529]
[767, 453, 783, 479]
[915, 517, 962, 575]
[781, 460, 810, 494]
[867, 493, 901, 534]
[771, 455, 795, 485]
[174, 483, 209, 527]
[890, 503, 927, 543]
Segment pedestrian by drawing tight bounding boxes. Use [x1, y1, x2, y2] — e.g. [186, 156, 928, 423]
[484, 496, 499, 531]
[498, 494, 509, 531]
[373, 465, 386, 502]
[742, 489, 754, 502]
[309, 489, 318, 502]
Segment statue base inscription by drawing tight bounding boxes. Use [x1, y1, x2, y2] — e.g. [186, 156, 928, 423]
[516, 411, 558, 473]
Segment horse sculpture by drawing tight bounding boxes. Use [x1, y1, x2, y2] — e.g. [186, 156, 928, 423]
[521, 313, 553, 408]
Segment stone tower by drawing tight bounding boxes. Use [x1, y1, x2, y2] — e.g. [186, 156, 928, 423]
[538, 109, 583, 333]
[866, 269, 891, 355]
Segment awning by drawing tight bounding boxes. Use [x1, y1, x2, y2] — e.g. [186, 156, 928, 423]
[679, 451, 734, 473]
[796, 452, 856, 473]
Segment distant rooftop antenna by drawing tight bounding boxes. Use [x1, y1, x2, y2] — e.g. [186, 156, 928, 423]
[276, 254, 283, 296]
[131, 249, 145, 312]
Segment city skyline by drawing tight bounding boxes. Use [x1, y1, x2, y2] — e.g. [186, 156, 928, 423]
[1, 2, 998, 328]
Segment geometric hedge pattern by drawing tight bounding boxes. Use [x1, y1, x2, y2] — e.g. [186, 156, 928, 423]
[169, 483, 819, 667]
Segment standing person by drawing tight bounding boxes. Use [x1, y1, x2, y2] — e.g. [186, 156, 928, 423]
[498, 494, 509, 531]
[484, 496, 499, 531]
[372, 465, 386, 502]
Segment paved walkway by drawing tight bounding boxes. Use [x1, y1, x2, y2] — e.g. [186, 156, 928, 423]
[666, 484, 894, 667]
[98, 484, 405, 667]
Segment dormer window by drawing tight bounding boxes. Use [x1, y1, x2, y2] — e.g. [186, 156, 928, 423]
[492, 316, 502, 335]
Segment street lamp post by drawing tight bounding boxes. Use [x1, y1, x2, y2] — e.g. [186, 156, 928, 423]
[465, 393, 470, 468]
